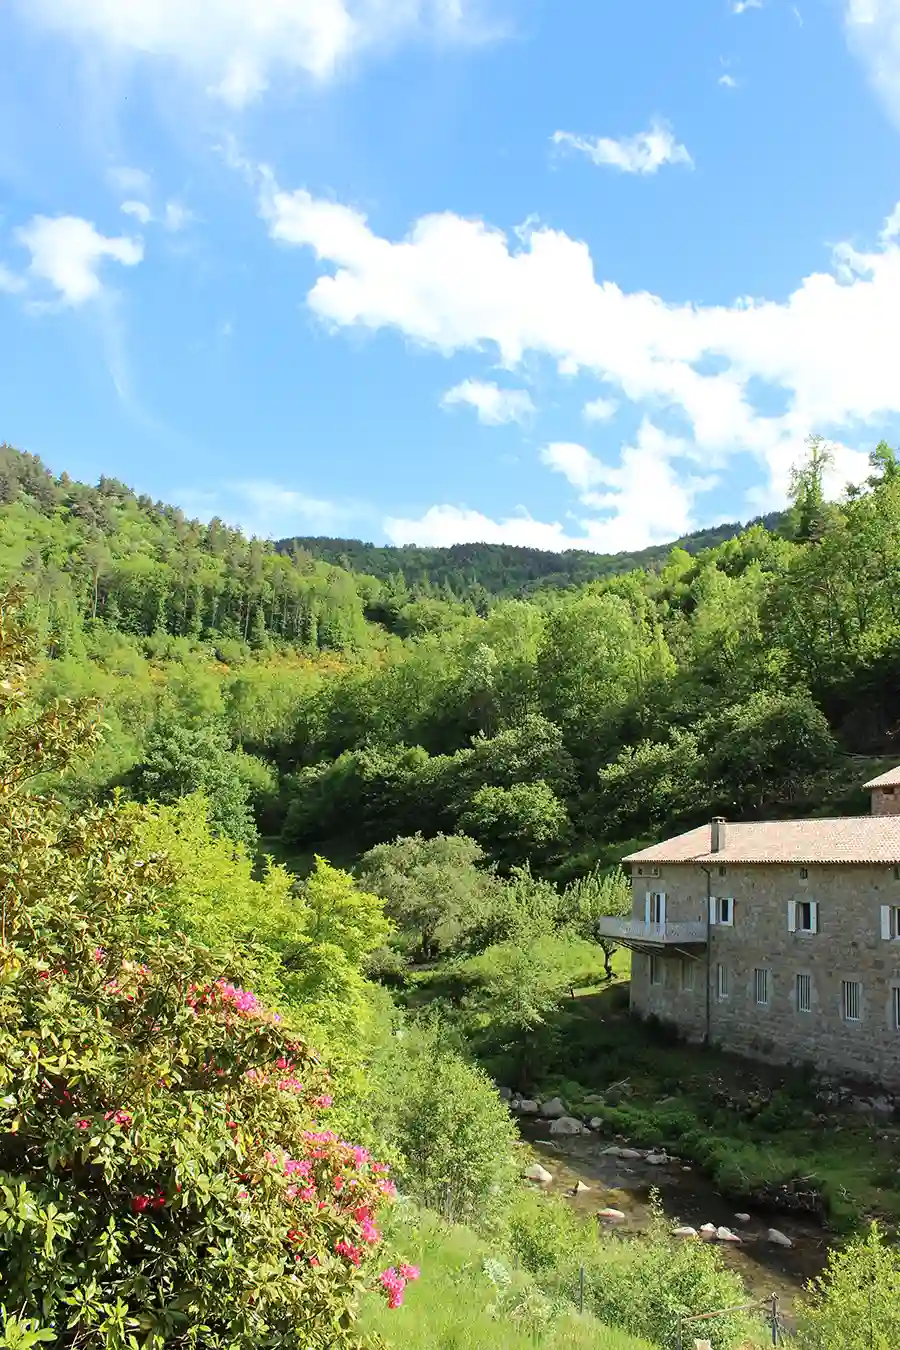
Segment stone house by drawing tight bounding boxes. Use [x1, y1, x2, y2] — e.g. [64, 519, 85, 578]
[598, 767, 900, 1087]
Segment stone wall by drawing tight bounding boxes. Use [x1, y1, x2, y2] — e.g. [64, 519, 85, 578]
[871, 787, 900, 817]
[628, 863, 900, 1087]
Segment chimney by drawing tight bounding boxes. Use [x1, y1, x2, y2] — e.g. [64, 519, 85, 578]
[710, 817, 726, 853]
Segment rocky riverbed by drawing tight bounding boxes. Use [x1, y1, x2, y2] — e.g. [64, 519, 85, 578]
[515, 1116, 831, 1317]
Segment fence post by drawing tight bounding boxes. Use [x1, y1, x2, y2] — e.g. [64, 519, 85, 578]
[771, 1293, 779, 1345]
[675, 1313, 682, 1350]
[578, 1264, 584, 1315]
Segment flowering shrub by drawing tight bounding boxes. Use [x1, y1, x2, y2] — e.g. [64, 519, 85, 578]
[0, 592, 401, 1349]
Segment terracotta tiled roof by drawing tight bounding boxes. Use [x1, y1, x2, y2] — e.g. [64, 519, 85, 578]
[863, 765, 900, 789]
[624, 817, 900, 865]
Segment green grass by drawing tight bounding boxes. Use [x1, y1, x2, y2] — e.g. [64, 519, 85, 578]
[359, 1204, 657, 1350]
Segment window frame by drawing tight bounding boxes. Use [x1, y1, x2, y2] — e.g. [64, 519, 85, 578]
[796, 972, 812, 1014]
[892, 986, 900, 1033]
[649, 954, 663, 987]
[841, 979, 862, 1024]
[753, 967, 770, 1007]
[680, 958, 695, 993]
[716, 963, 729, 1001]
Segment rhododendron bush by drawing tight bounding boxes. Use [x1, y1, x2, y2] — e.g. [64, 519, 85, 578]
[0, 593, 402, 1349]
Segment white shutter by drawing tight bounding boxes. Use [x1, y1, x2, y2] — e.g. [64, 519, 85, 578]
[725, 898, 735, 927]
[709, 896, 717, 926]
[882, 906, 892, 941]
[644, 892, 651, 925]
[787, 900, 797, 933]
[810, 901, 819, 934]
[658, 892, 667, 927]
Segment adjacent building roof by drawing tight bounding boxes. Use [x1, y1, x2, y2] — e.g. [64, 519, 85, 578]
[624, 817, 900, 866]
[863, 765, 900, 789]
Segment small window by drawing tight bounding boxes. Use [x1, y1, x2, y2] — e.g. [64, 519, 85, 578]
[883, 905, 900, 941]
[894, 867, 900, 882]
[893, 987, 900, 1032]
[649, 955, 663, 987]
[800, 868, 809, 880]
[648, 892, 665, 925]
[715, 896, 734, 926]
[795, 900, 815, 932]
[680, 958, 695, 993]
[842, 980, 862, 1023]
[796, 973, 812, 1013]
[716, 964, 729, 1001]
[718, 865, 727, 878]
[754, 968, 770, 1006]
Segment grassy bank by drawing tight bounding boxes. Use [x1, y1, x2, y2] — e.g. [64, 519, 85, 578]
[360, 1204, 659, 1350]
[526, 983, 900, 1232]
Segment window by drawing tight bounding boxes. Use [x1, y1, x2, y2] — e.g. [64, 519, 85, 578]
[800, 868, 809, 880]
[796, 973, 812, 1013]
[648, 892, 665, 925]
[680, 958, 695, 993]
[788, 900, 818, 934]
[718, 866, 727, 878]
[649, 955, 663, 987]
[716, 964, 729, 1000]
[842, 980, 862, 1023]
[754, 968, 770, 1006]
[893, 987, 900, 1033]
[881, 905, 900, 941]
[709, 896, 734, 926]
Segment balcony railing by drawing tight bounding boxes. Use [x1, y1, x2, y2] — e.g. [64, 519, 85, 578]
[597, 918, 708, 945]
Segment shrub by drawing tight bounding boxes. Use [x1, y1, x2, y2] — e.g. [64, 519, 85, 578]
[0, 592, 400, 1349]
[795, 1222, 900, 1348]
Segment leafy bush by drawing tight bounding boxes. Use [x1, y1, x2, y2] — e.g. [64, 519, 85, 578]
[795, 1222, 900, 1348]
[0, 593, 401, 1349]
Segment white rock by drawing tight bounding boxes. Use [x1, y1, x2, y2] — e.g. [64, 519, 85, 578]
[598, 1207, 626, 1222]
[524, 1164, 553, 1183]
[717, 1226, 742, 1243]
[540, 1097, 568, 1118]
[768, 1228, 793, 1248]
[590, 1117, 605, 1129]
[517, 1099, 540, 1115]
[549, 1115, 584, 1136]
[672, 1226, 698, 1239]
[600, 1145, 622, 1156]
[497, 1086, 512, 1100]
[573, 1180, 591, 1195]
[618, 1148, 643, 1160]
[699, 1223, 718, 1240]
[734, 1213, 751, 1224]
[644, 1151, 667, 1165]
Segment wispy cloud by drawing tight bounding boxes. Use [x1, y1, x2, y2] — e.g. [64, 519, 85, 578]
[719, 72, 739, 89]
[731, 0, 762, 12]
[441, 378, 535, 424]
[14, 215, 143, 308]
[552, 120, 693, 174]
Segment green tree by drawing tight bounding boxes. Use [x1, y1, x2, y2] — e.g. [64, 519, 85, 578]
[459, 780, 570, 869]
[789, 434, 835, 542]
[795, 1222, 900, 1349]
[561, 866, 631, 980]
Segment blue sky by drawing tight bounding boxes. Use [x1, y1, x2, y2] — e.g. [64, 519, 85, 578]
[3, 0, 900, 551]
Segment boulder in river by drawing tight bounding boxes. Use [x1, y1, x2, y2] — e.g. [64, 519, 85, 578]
[524, 1163, 553, 1183]
[598, 1207, 626, 1222]
[572, 1180, 591, 1195]
[590, 1116, 605, 1129]
[516, 1099, 540, 1114]
[618, 1148, 643, 1160]
[497, 1085, 512, 1100]
[540, 1097, 568, 1118]
[768, 1228, 793, 1248]
[549, 1115, 584, 1136]
[644, 1151, 668, 1165]
[699, 1223, 718, 1240]
[734, 1212, 751, 1224]
[672, 1226, 698, 1239]
[717, 1226, 742, 1243]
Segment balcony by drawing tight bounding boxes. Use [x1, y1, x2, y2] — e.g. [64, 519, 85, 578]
[597, 918, 708, 948]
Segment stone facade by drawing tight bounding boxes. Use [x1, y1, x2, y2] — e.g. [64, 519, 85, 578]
[628, 863, 900, 1087]
[871, 786, 900, 817]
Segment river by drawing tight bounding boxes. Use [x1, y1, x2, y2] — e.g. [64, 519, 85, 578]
[519, 1124, 831, 1319]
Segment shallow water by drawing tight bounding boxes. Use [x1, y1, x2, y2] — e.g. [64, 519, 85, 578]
[519, 1124, 831, 1317]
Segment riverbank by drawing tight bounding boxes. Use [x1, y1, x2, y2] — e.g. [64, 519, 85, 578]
[518, 985, 900, 1234]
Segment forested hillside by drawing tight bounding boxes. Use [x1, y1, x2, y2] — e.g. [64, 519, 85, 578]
[276, 513, 786, 598]
[3, 436, 900, 873]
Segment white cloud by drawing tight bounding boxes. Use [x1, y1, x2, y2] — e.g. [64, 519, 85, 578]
[259, 174, 900, 531]
[732, 0, 762, 12]
[882, 200, 900, 241]
[225, 480, 354, 536]
[441, 378, 534, 424]
[845, 0, 900, 122]
[552, 121, 693, 175]
[583, 395, 618, 422]
[718, 73, 739, 89]
[386, 423, 710, 552]
[163, 201, 195, 232]
[0, 264, 27, 295]
[23, 0, 495, 106]
[14, 215, 143, 306]
[121, 200, 152, 224]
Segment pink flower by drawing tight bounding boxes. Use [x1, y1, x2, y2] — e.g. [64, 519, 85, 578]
[378, 1179, 397, 1200]
[335, 1240, 363, 1267]
[93, 947, 105, 963]
[76, 1119, 90, 1131]
[298, 1186, 316, 1203]
[38, 972, 49, 982]
[399, 1264, 420, 1281]
[151, 1192, 166, 1211]
[352, 1146, 371, 1168]
[113, 1110, 132, 1127]
[309, 1256, 320, 1267]
[311, 1095, 333, 1109]
[131, 1194, 150, 1214]
[378, 1268, 407, 1309]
